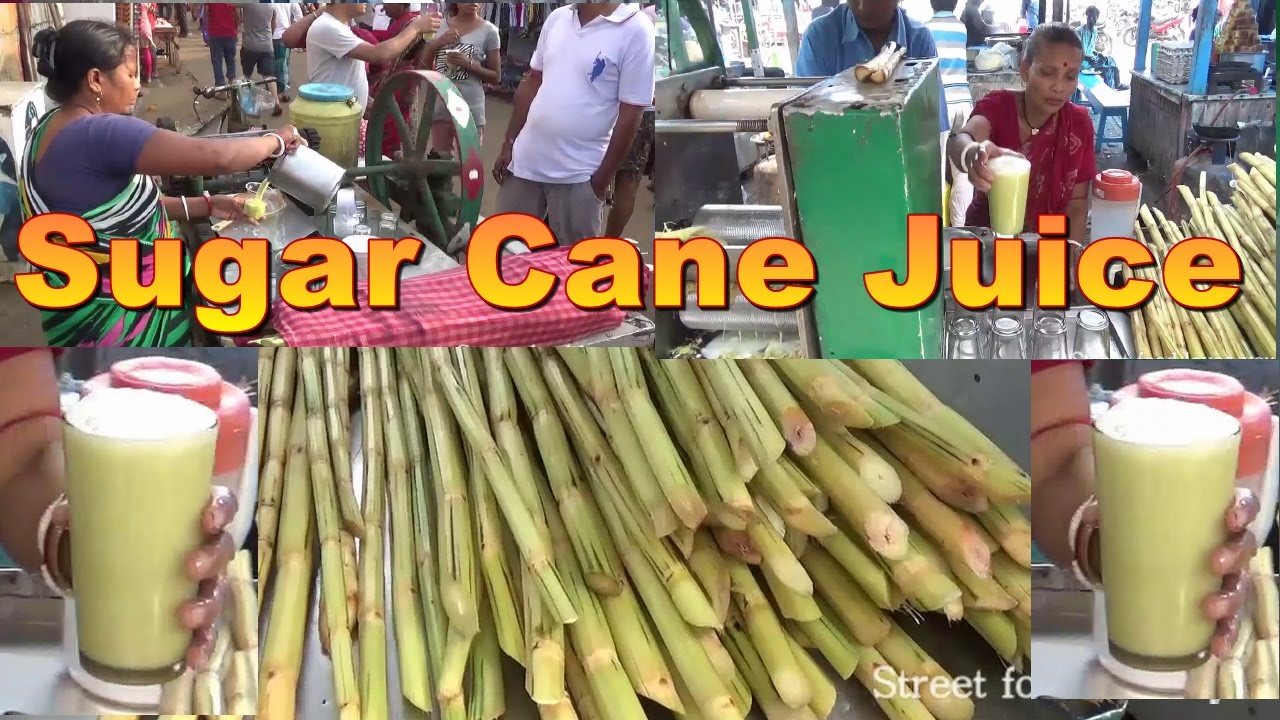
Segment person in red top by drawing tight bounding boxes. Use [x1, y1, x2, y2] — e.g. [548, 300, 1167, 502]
[206, 2, 241, 87]
[0, 348, 235, 670]
[1030, 360, 1257, 657]
[947, 23, 1096, 243]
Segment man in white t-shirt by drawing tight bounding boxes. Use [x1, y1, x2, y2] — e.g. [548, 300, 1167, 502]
[283, 3, 440, 111]
[493, 3, 657, 246]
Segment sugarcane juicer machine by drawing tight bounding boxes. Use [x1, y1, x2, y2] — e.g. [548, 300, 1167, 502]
[658, 50, 945, 357]
[159, 70, 482, 254]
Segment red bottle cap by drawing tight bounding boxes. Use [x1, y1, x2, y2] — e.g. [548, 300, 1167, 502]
[1092, 169, 1141, 203]
[109, 357, 223, 411]
[1111, 369, 1274, 482]
[1137, 369, 1245, 416]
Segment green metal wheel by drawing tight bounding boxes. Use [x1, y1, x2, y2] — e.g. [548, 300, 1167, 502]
[364, 69, 484, 254]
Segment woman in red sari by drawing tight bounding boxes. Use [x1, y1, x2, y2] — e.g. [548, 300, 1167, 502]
[368, 4, 459, 160]
[947, 23, 1096, 242]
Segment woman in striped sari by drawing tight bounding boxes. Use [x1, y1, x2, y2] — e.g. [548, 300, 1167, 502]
[21, 20, 306, 347]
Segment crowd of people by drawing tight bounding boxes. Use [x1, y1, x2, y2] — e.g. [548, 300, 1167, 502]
[13, 2, 656, 347]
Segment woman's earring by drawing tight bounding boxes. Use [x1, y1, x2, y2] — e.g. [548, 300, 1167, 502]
[95, 95, 102, 106]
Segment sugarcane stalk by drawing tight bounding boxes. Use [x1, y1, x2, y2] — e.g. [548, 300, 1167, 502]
[722, 623, 819, 720]
[755, 459, 837, 537]
[192, 669, 224, 714]
[786, 633, 837, 719]
[876, 621, 975, 720]
[885, 530, 965, 614]
[796, 601, 862, 680]
[966, 609, 1018, 663]
[474, 348, 564, 706]
[746, 514, 813, 597]
[977, 503, 1031, 568]
[801, 544, 891, 646]
[562, 348, 678, 537]
[257, 348, 297, 603]
[688, 531, 732, 625]
[507, 348, 625, 594]
[816, 527, 900, 610]
[789, 434, 909, 561]
[225, 649, 257, 714]
[300, 349, 363, 539]
[429, 348, 578, 623]
[259, 388, 313, 720]
[609, 348, 708, 528]
[358, 349, 390, 720]
[1251, 548, 1278, 640]
[854, 647, 937, 720]
[740, 360, 818, 455]
[729, 560, 812, 709]
[378, 350, 431, 712]
[321, 348, 363, 535]
[874, 424, 989, 513]
[697, 360, 789, 468]
[468, 605, 507, 720]
[420, 352, 481, 637]
[822, 427, 902, 503]
[867, 433, 991, 577]
[539, 351, 717, 629]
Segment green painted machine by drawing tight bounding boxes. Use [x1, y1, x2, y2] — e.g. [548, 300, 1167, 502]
[162, 70, 482, 258]
[656, 0, 946, 358]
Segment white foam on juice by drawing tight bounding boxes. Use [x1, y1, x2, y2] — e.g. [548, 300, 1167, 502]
[988, 153, 1031, 176]
[1096, 397, 1240, 446]
[66, 388, 218, 440]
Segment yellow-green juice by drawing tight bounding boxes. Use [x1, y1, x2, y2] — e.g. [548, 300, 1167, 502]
[63, 387, 218, 685]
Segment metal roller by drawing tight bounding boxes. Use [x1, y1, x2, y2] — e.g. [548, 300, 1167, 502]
[688, 88, 800, 121]
[680, 292, 801, 332]
[678, 205, 799, 334]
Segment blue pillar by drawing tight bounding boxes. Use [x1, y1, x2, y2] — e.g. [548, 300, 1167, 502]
[1190, 0, 1217, 95]
[1135, 0, 1155, 72]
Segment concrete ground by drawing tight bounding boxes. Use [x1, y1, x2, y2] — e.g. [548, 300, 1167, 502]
[1, 31, 655, 346]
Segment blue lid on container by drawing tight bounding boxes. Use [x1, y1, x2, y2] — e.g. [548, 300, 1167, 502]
[299, 83, 356, 103]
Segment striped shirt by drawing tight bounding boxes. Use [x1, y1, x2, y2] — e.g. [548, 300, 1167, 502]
[926, 11, 970, 109]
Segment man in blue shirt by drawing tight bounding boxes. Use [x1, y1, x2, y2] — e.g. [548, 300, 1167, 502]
[796, 0, 947, 130]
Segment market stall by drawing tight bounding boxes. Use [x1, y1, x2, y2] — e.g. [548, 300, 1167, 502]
[161, 68, 652, 349]
[655, 0, 1276, 360]
[257, 354, 1032, 720]
[1129, 0, 1276, 184]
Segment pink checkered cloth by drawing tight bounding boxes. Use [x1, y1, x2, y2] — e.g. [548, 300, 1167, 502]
[270, 248, 631, 347]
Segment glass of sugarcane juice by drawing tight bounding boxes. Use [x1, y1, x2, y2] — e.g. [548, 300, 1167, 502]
[987, 152, 1031, 237]
[1093, 397, 1241, 672]
[62, 388, 218, 685]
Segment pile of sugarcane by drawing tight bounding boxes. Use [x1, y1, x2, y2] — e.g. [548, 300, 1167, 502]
[1185, 548, 1279, 699]
[258, 349, 1031, 720]
[1130, 152, 1277, 359]
[152, 550, 258, 716]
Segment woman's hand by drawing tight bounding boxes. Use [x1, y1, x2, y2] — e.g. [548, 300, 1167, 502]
[181, 486, 238, 670]
[445, 50, 473, 70]
[1204, 488, 1259, 657]
[415, 14, 444, 36]
[210, 194, 254, 223]
[1080, 488, 1259, 658]
[967, 140, 1004, 193]
[274, 125, 307, 153]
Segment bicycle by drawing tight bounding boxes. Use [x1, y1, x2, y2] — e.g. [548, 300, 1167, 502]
[184, 77, 280, 135]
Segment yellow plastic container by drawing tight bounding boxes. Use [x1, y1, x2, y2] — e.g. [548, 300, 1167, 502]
[289, 83, 363, 169]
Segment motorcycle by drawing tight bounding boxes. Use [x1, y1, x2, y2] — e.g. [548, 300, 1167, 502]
[1122, 13, 1190, 47]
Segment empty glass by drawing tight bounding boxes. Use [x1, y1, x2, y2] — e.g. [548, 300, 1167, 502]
[988, 315, 1026, 359]
[354, 201, 369, 225]
[1031, 311, 1069, 358]
[947, 313, 985, 359]
[379, 212, 399, 237]
[1073, 309, 1112, 359]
